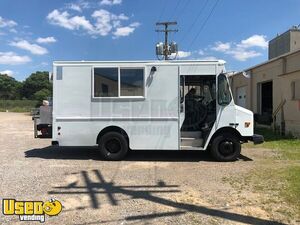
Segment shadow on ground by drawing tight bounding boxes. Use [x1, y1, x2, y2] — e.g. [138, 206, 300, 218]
[25, 146, 253, 162]
[48, 169, 285, 225]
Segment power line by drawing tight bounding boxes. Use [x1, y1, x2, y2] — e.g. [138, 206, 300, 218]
[188, 0, 220, 49]
[157, 0, 168, 23]
[168, 0, 182, 21]
[179, 0, 209, 43]
[171, 0, 191, 30]
[175, 0, 191, 19]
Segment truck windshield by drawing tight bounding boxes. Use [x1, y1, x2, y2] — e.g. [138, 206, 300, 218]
[218, 74, 232, 106]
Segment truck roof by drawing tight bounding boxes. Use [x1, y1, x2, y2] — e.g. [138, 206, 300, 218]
[53, 59, 226, 66]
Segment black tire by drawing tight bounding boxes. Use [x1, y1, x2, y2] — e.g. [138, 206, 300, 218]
[98, 132, 128, 160]
[210, 133, 241, 162]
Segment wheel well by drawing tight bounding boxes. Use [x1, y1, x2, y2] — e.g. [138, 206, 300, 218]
[209, 127, 242, 144]
[96, 126, 129, 145]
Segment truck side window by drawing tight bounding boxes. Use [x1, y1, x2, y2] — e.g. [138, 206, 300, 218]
[120, 68, 144, 96]
[93, 67, 145, 98]
[94, 68, 118, 97]
[218, 74, 232, 106]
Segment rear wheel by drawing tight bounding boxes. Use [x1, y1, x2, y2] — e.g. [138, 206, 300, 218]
[98, 132, 128, 160]
[210, 133, 241, 162]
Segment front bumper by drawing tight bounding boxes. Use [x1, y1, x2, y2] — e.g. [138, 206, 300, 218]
[246, 134, 264, 145]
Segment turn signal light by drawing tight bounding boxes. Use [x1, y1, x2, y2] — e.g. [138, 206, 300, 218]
[245, 122, 251, 128]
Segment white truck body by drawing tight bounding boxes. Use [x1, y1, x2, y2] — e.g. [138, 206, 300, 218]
[51, 60, 260, 154]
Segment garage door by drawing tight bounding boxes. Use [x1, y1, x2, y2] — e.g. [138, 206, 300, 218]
[236, 86, 246, 108]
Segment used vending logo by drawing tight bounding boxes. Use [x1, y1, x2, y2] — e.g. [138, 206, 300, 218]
[2, 198, 62, 223]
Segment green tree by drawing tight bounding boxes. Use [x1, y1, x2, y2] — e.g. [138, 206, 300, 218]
[0, 74, 22, 99]
[22, 71, 52, 100]
[33, 88, 51, 102]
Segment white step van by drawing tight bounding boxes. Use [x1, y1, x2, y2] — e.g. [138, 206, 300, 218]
[51, 60, 263, 161]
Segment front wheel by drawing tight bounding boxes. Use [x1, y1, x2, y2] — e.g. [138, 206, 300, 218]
[98, 132, 128, 160]
[210, 133, 241, 162]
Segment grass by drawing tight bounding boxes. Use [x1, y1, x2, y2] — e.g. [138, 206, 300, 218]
[281, 166, 300, 214]
[243, 127, 300, 218]
[251, 127, 299, 149]
[246, 127, 300, 159]
[0, 100, 38, 112]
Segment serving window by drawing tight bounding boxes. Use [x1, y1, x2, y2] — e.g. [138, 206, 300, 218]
[120, 68, 144, 96]
[93, 67, 145, 98]
[94, 68, 118, 97]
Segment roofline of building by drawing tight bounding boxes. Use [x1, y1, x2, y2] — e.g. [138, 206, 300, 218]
[269, 27, 300, 43]
[237, 48, 300, 74]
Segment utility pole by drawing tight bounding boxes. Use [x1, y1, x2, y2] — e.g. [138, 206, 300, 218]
[155, 22, 178, 60]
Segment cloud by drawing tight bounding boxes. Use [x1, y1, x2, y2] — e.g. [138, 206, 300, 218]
[9, 28, 17, 33]
[211, 42, 231, 52]
[113, 22, 140, 38]
[47, 10, 94, 32]
[211, 34, 267, 61]
[0, 52, 31, 65]
[238, 35, 268, 49]
[40, 62, 49, 66]
[228, 49, 261, 61]
[100, 0, 122, 5]
[92, 9, 130, 36]
[36, 36, 57, 44]
[91, 9, 114, 35]
[47, 8, 139, 38]
[10, 40, 48, 55]
[198, 50, 205, 55]
[113, 26, 135, 37]
[78, 0, 92, 9]
[200, 56, 219, 61]
[68, 3, 82, 12]
[0, 70, 14, 76]
[0, 16, 17, 28]
[176, 51, 192, 58]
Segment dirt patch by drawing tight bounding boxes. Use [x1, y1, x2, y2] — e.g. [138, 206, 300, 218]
[0, 112, 295, 224]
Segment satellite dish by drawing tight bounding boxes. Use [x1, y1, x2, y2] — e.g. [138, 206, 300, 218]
[242, 71, 251, 78]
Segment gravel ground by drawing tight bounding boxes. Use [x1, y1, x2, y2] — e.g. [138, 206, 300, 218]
[0, 112, 289, 225]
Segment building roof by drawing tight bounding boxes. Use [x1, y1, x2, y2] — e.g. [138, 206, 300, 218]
[269, 26, 300, 43]
[237, 48, 300, 73]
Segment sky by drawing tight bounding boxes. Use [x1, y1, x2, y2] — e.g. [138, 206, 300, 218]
[0, 0, 299, 80]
